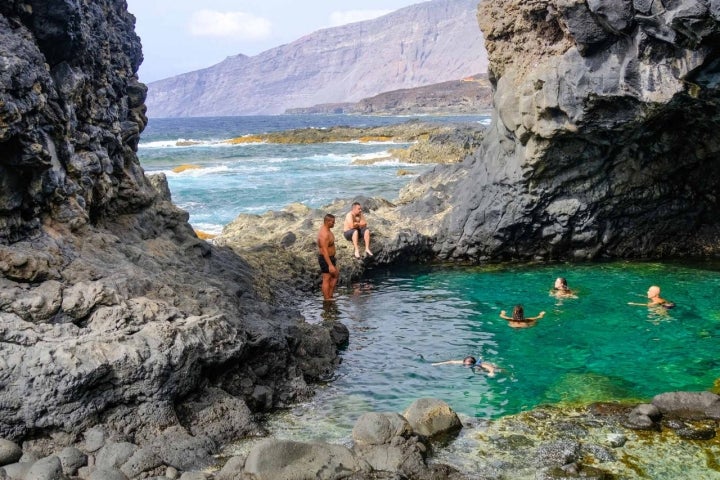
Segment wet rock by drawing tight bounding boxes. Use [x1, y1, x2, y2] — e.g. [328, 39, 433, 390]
[403, 398, 462, 438]
[582, 443, 616, 463]
[606, 433, 627, 448]
[533, 440, 581, 468]
[675, 426, 716, 441]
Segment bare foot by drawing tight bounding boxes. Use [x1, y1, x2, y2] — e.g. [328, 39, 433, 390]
[365, 250, 373, 257]
[354, 250, 361, 258]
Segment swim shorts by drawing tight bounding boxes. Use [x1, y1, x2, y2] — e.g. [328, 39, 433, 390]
[318, 255, 337, 273]
[344, 227, 368, 241]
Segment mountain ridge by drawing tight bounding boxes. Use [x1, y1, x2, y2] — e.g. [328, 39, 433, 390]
[145, 0, 487, 117]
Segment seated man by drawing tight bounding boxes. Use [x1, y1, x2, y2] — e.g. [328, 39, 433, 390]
[343, 202, 372, 258]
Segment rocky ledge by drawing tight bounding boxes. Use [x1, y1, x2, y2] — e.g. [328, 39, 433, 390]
[3, 392, 720, 479]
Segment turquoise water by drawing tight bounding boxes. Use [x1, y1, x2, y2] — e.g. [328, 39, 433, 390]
[137, 115, 489, 233]
[279, 260, 720, 443]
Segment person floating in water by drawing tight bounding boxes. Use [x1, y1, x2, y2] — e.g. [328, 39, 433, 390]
[628, 285, 675, 309]
[500, 305, 545, 328]
[550, 277, 576, 298]
[432, 355, 498, 376]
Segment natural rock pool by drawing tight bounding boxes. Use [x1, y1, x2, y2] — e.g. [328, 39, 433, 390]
[235, 260, 720, 450]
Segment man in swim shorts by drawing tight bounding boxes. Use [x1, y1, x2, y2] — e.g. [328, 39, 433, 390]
[343, 202, 372, 258]
[317, 213, 338, 301]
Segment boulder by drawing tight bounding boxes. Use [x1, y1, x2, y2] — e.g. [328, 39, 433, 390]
[215, 456, 246, 480]
[652, 391, 720, 418]
[402, 398, 461, 438]
[56, 447, 86, 476]
[0, 440, 22, 466]
[24, 456, 66, 480]
[243, 439, 366, 480]
[352, 412, 412, 445]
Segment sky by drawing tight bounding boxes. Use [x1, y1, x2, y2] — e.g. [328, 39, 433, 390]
[125, 0, 422, 83]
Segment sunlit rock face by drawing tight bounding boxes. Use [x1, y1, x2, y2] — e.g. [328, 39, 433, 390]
[416, 0, 720, 261]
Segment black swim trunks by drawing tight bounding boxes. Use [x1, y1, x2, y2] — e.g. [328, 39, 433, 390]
[318, 255, 337, 273]
[344, 227, 368, 241]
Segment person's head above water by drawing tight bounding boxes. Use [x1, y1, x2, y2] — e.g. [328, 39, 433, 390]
[647, 285, 661, 299]
[463, 356, 477, 366]
[554, 277, 568, 290]
[512, 305, 524, 321]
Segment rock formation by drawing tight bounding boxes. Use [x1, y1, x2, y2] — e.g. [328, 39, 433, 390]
[285, 75, 493, 115]
[144, 0, 487, 116]
[0, 0, 345, 464]
[403, 0, 720, 261]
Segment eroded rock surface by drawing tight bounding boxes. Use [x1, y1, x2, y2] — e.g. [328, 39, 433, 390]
[403, 0, 720, 261]
[0, 0, 346, 462]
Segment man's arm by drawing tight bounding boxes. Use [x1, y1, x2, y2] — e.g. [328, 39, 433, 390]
[358, 212, 368, 228]
[431, 360, 462, 366]
[343, 212, 354, 231]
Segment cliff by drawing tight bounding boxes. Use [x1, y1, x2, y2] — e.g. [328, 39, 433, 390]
[403, 0, 720, 261]
[0, 0, 344, 458]
[144, 0, 487, 116]
[285, 74, 493, 115]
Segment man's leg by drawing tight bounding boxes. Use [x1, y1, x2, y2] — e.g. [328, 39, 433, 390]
[364, 229, 372, 256]
[352, 230, 360, 258]
[321, 273, 332, 300]
[329, 268, 339, 297]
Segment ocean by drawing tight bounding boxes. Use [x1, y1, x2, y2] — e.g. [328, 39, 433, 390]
[137, 114, 489, 234]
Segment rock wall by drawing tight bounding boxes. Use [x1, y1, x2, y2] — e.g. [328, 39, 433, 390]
[0, 0, 345, 449]
[408, 0, 720, 261]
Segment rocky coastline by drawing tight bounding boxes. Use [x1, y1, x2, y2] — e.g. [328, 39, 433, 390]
[3, 0, 720, 479]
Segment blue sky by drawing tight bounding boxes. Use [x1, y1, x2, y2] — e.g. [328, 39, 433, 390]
[126, 0, 421, 83]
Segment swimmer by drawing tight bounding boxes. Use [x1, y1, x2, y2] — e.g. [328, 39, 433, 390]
[500, 305, 545, 328]
[550, 277, 576, 298]
[628, 285, 675, 309]
[432, 355, 497, 376]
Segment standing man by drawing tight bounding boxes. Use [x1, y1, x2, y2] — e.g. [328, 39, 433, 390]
[318, 213, 339, 301]
[343, 202, 372, 258]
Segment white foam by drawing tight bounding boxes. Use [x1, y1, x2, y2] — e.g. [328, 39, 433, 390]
[138, 138, 239, 149]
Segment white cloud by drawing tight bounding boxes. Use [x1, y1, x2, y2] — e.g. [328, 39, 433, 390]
[329, 9, 392, 27]
[188, 10, 272, 39]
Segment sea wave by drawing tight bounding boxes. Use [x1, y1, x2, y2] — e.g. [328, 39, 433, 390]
[138, 138, 236, 149]
[160, 165, 231, 176]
